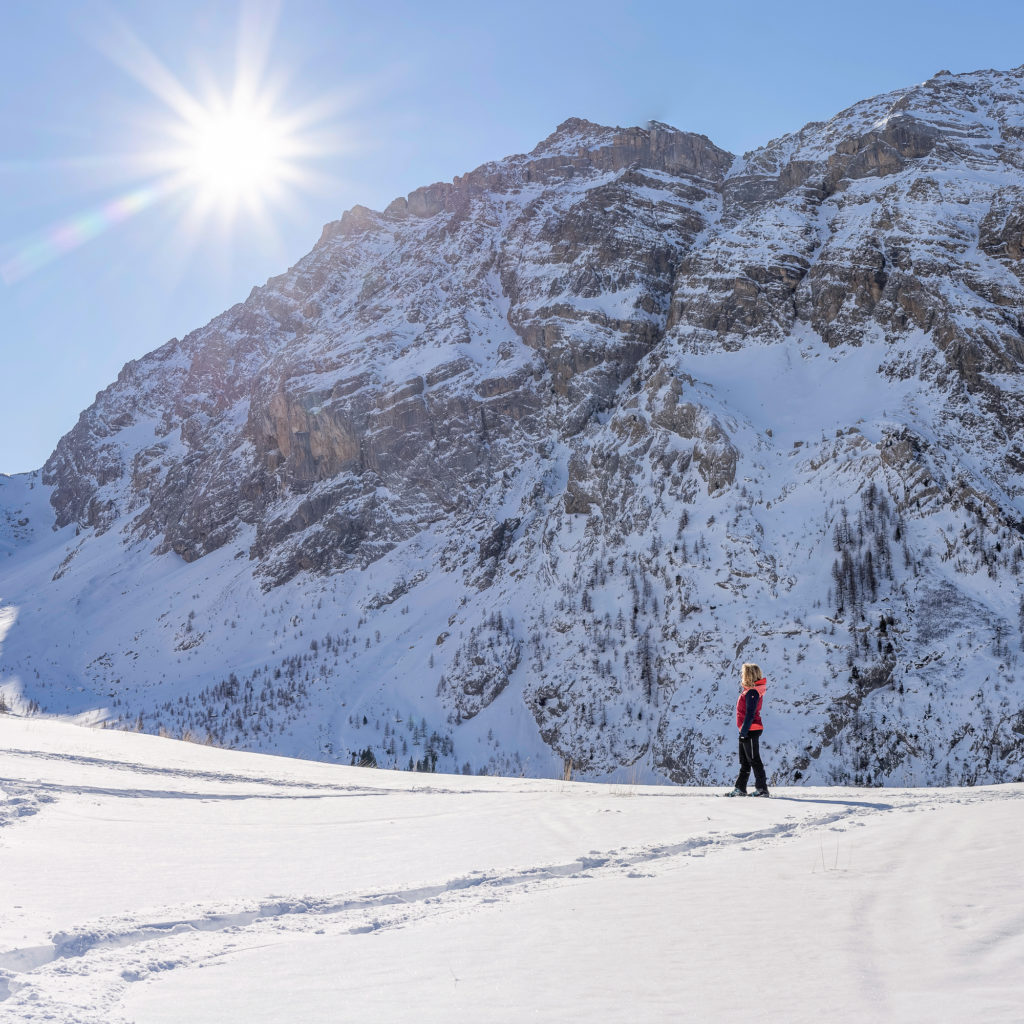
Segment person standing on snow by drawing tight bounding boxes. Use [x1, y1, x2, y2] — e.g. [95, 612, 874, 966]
[725, 663, 770, 797]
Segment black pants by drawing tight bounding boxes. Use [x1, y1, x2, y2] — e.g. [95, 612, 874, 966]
[735, 732, 768, 792]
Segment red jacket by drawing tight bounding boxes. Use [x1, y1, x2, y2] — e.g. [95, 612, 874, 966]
[735, 679, 766, 733]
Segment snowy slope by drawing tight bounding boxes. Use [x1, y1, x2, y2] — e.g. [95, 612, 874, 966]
[1, 717, 1023, 1023]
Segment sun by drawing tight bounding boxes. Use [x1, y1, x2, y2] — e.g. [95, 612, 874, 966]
[175, 98, 295, 213]
[96, 6, 322, 224]
[1, 12, 344, 283]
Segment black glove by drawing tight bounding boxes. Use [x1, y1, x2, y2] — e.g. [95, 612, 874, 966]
[739, 732, 748, 741]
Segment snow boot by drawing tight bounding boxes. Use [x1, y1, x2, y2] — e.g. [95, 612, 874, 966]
[749, 789, 770, 798]
[723, 787, 747, 797]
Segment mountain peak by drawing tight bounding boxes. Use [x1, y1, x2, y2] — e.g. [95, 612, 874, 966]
[529, 117, 620, 158]
[531, 116, 690, 157]
[552, 115, 604, 134]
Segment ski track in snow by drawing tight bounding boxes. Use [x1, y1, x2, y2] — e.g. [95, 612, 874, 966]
[1, 752, 1012, 1023]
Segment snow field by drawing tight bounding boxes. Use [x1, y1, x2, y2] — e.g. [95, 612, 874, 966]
[1, 717, 1022, 1022]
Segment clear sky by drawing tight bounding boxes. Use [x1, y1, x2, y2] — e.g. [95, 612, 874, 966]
[2, 0, 1022, 474]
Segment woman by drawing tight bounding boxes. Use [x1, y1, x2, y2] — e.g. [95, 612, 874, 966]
[725, 663, 769, 797]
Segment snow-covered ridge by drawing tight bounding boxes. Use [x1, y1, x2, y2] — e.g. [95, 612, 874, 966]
[730, 64, 1024, 178]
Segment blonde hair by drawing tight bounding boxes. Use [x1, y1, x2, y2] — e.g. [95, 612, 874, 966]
[741, 663, 763, 689]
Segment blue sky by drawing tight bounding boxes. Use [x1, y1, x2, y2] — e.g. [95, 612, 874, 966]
[2, 0, 1022, 474]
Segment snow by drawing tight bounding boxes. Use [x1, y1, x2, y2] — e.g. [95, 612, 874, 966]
[668, 328, 926, 450]
[1, 716, 1022, 1022]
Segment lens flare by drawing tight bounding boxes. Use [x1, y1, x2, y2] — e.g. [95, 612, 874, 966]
[2, 7, 345, 284]
[1, 180, 174, 284]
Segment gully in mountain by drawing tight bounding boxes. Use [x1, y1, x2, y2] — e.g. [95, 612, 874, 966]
[725, 663, 770, 797]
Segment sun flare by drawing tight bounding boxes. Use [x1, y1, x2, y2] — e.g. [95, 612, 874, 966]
[178, 101, 292, 210]
[1, 11, 345, 283]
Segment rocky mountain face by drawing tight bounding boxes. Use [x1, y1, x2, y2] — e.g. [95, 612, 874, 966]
[3, 66, 1024, 785]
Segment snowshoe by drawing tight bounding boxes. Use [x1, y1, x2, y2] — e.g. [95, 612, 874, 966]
[723, 788, 747, 797]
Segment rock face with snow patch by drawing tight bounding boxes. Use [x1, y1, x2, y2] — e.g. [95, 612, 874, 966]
[5, 68, 1024, 786]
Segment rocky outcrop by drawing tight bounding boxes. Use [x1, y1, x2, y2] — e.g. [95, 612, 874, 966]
[439, 621, 522, 721]
[824, 115, 939, 186]
[979, 192, 1024, 264]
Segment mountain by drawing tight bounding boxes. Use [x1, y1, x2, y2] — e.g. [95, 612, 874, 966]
[2, 65, 1024, 785]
